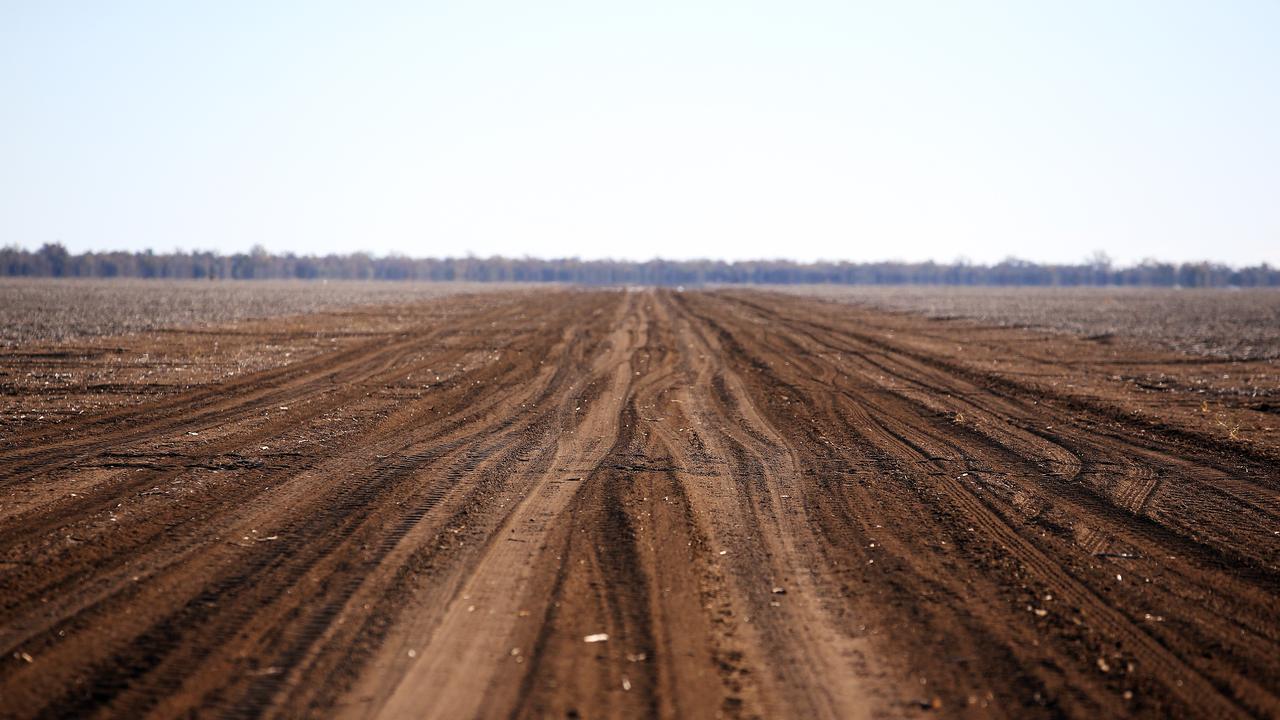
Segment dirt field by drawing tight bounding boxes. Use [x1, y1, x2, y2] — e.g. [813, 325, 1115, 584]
[0, 279, 521, 346]
[772, 285, 1280, 359]
[1, 287, 1277, 719]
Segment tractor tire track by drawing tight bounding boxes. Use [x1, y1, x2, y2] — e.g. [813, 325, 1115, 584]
[1, 287, 1276, 719]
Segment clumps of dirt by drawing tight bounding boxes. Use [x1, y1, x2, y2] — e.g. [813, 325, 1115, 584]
[773, 285, 1280, 359]
[0, 279, 531, 346]
[0, 285, 541, 431]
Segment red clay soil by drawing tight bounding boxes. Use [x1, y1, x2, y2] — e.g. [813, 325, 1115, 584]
[0, 289, 1276, 719]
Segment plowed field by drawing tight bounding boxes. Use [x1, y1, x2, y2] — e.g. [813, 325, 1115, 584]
[1, 288, 1277, 719]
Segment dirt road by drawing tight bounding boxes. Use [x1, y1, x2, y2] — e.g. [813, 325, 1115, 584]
[1, 289, 1277, 718]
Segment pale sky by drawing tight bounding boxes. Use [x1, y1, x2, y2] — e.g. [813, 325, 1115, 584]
[2, 1, 1278, 265]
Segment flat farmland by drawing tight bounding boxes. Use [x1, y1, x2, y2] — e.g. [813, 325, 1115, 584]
[771, 285, 1280, 359]
[0, 279, 525, 346]
[1, 285, 1277, 719]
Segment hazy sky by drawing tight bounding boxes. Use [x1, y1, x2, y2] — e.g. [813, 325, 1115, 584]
[3, 1, 1278, 265]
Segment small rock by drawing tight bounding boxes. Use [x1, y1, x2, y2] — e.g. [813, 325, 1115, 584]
[583, 633, 609, 643]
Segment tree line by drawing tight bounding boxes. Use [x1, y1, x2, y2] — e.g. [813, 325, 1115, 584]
[3, 244, 1277, 287]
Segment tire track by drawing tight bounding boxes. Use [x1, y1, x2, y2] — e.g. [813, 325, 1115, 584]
[0, 291, 620, 718]
[2, 287, 1277, 720]
[685, 290, 1279, 718]
[358, 292, 645, 720]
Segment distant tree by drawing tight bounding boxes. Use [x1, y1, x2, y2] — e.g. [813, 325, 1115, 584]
[37, 243, 70, 277]
[1, 246, 1277, 287]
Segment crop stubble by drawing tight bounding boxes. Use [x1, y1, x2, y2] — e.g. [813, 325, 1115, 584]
[773, 285, 1280, 360]
[0, 287, 1277, 719]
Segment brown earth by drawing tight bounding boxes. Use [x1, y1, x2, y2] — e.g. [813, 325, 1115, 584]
[0, 288, 1277, 719]
[0, 279, 521, 347]
[772, 285, 1280, 360]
